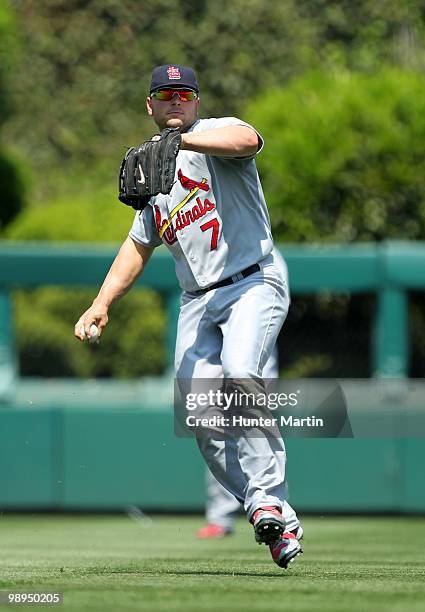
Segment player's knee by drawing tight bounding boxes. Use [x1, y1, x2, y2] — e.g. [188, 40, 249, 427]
[222, 360, 260, 380]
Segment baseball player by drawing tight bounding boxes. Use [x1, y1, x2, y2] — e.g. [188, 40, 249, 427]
[75, 64, 302, 568]
[197, 250, 303, 542]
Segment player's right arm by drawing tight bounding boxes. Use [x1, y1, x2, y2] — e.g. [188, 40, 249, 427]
[74, 237, 154, 340]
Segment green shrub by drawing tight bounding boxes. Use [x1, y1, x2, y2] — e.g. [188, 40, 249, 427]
[246, 68, 425, 242]
[0, 152, 25, 230]
[0, 2, 26, 229]
[13, 286, 167, 378]
[245, 68, 425, 377]
[5, 184, 134, 242]
[6, 185, 168, 379]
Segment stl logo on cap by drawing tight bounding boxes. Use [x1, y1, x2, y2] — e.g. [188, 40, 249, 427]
[167, 66, 181, 80]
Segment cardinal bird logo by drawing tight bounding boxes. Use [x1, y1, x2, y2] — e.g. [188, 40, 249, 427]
[178, 169, 210, 192]
[167, 66, 181, 80]
[154, 170, 212, 240]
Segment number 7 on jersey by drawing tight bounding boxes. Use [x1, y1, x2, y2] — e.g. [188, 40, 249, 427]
[200, 218, 220, 251]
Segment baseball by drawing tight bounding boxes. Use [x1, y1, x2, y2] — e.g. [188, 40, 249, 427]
[88, 324, 100, 343]
[80, 324, 100, 343]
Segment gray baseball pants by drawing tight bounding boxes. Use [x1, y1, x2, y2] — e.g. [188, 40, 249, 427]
[175, 256, 295, 519]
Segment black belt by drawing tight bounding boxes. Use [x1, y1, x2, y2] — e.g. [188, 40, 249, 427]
[196, 263, 260, 294]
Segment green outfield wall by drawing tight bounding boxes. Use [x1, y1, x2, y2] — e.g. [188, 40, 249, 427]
[0, 241, 424, 513]
[1, 387, 424, 513]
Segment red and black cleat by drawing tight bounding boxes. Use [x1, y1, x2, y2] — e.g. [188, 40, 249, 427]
[251, 506, 286, 545]
[269, 532, 303, 569]
[196, 523, 233, 539]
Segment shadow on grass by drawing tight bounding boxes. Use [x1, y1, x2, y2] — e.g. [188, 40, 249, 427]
[77, 558, 425, 581]
[79, 565, 290, 578]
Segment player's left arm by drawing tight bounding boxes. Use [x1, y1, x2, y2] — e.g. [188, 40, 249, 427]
[180, 126, 259, 158]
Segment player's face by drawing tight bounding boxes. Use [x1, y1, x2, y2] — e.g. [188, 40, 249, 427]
[146, 89, 200, 132]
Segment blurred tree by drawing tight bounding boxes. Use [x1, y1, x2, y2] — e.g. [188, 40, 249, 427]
[3, 1, 425, 378]
[246, 66, 425, 378]
[3, 0, 316, 200]
[246, 68, 425, 242]
[3, 0, 424, 203]
[0, 154, 24, 229]
[298, 0, 425, 70]
[4, 185, 134, 242]
[13, 286, 167, 378]
[0, 0, 25, 229]
[5, 184, 167, 379]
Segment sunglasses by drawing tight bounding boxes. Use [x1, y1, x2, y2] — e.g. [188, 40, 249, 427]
[151, 89, 198, 102]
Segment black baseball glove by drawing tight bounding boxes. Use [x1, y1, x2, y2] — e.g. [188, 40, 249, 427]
[118, 127, 182, 210]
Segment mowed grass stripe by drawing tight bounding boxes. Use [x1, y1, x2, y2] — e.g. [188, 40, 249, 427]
[0, 516, 424, 612]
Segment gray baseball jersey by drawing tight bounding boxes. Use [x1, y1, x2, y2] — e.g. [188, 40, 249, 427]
[130, 116, 293, 520]
[129, 117, 274, 291]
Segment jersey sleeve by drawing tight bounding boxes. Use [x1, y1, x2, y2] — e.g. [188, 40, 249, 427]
[128, 204, 162, 248]
[197, 116, 264, 158]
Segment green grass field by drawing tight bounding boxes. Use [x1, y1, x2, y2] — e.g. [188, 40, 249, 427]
[0, 515, 424, 611]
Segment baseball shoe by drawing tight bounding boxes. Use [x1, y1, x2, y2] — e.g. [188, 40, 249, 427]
[251, 506, 286, 544]
[196, 523, 232, 539]
[269, 531, 303, 569]
[292, 524, 304, 540]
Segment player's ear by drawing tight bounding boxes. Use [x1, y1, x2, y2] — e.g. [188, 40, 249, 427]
[146, 96, 154, 117]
